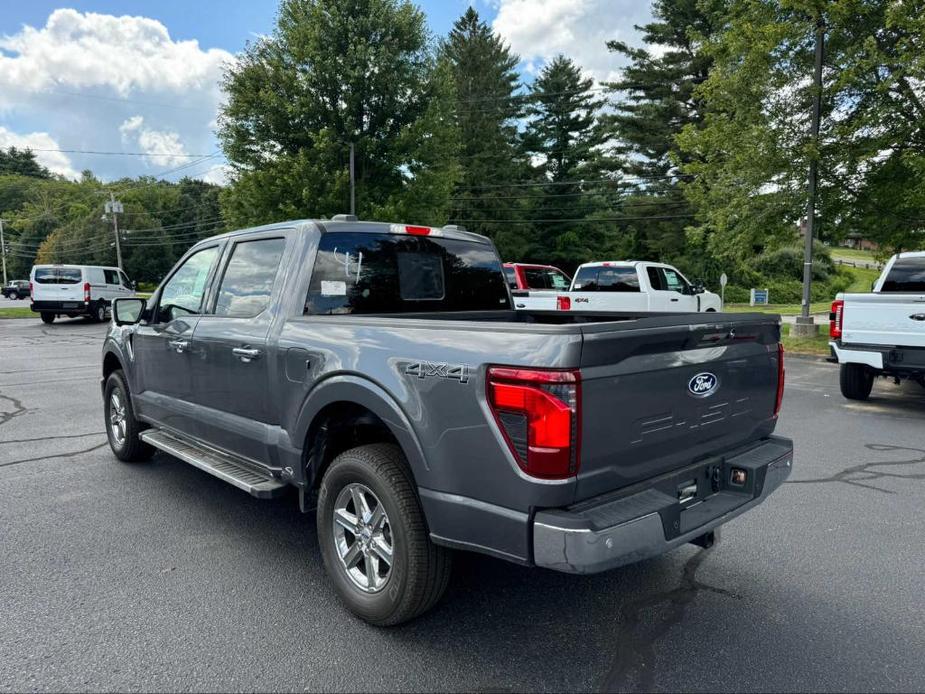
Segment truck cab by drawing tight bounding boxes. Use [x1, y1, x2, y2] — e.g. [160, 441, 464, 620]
[566, 261, 722, 313]
[503, 262, 571, 310]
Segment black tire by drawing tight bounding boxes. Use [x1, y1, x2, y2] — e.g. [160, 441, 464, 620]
[40, 312, 55, 324]
[317, 443, 451, 626]
[840, 363, 874, 400]
[92, 301, 107, 323]
[9, 291, 18, 300]
[104, 370, 154, 462]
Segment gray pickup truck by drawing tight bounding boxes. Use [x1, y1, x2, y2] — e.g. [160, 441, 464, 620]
[102, 217, 792, 625]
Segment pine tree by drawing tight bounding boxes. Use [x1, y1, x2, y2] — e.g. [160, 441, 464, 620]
[442, 7, 527, 259]
[522, 55, 605, 269]
[602, 0, 726, 274]
[0, 147, 52, 179]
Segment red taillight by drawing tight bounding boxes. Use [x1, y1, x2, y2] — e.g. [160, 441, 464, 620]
[774, 343, 785, 417]
[83, 281, 91, 303]
[557, 296, 571, 311]
[829, 299, 844, 339]
[487, 366, 581, 479]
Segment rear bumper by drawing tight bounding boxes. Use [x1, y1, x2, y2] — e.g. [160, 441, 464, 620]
[829, 341, 884, 369]
[31, 300, 90, 314]
[533, 435, 793, 574]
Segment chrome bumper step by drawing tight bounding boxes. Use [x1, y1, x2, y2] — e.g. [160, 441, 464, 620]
[140, 429, 287, 499]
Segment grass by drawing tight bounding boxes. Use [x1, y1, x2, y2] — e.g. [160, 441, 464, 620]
[845, 265, 880, 293]
[828, 247, 878, 262]
[723, 302, 831, 316]
[781, 323, 831, 357]
[0, 306, 36, 318]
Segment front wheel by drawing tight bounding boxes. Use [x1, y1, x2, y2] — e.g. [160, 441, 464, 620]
[840, 363, 874, 400]
[40, 313, 55, 324]
[104, 370, 153, 462]
[9, 291, 18, 300]
[317, 443, 451, 626]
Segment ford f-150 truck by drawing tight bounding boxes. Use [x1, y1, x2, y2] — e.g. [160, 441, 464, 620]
[101, 217, 792, 625]
[829, 251, 925, 400]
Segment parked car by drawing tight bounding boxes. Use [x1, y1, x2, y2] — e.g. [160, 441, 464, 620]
[1, 279, 30, 300]
[503, 262, 571, 310]
[102, 217, 792, 625]
[829, 251, 925, 399]
[30, 264, 135, 323]
[561, 261, 722, 313]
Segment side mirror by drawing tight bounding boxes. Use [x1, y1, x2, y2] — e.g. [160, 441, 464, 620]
[131, 280, 137, 290]
[113, 297, 146, 326]
[691, 279, 706, 295]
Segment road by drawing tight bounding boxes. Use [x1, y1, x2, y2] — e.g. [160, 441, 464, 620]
[1, 316, 924, 693]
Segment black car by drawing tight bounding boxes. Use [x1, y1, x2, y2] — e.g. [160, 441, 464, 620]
[1, 280, 29, 300]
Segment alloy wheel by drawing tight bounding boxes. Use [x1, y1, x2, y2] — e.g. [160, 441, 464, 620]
[332, 483, 393, 592]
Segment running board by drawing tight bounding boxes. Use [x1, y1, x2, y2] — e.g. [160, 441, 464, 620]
[140, 429, 287, 499]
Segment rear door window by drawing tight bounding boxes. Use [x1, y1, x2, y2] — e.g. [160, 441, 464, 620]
[881, 257, 925, 292]
[214, 238, 286, 318]
[597, 267, 640, 292]
[34, 268, 81, 284]
[305, 232, 510, 314]
[572, 267, 599, 290]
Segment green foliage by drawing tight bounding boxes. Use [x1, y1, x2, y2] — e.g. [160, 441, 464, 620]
[0, 147, 51, 179]
[679, 0, 925, 263]
[442, 6, 527, 256]
[521, 55, 606, 269]
[218, 0, 458, 228]
[0, 173, 225, 285]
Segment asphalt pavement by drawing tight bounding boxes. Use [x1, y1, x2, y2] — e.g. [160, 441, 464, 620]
[1, 316, 924, 692]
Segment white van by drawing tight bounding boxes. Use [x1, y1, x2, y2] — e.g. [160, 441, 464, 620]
[30, 265, 135, 324]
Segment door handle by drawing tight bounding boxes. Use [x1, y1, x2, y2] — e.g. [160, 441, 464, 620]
[670, 298, 679, 302]
[168, 339, 189, 353]
[232, 347, 262, 362]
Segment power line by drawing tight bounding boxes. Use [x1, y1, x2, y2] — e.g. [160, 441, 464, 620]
[447, 214, 694, 224]
[456, 175, 690, 190]
[24, 148, 215, 158]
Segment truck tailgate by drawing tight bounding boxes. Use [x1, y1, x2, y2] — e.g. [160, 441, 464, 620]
[576, 315, 781, 499]
[841, 293, 925, 348]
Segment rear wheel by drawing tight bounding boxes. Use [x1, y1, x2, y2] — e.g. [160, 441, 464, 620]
[40, 313, 55, 324]
[93, 302, 107, 323]
[317, 443, 451, 626]
[840, 363, 874, 400]
[104, 370, 153, 462]
[9, 291, 18, 300]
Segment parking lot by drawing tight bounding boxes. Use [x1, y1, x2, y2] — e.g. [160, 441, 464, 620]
[1, 316, 924, 693]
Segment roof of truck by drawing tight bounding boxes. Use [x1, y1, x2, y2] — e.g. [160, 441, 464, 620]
[196, 218, 492, 246]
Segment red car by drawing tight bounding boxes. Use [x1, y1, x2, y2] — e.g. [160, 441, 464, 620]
[502, 263, 573, 310]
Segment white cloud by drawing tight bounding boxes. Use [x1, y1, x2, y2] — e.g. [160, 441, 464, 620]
[492, 0, 654, 84]
[0, 126, 79, 179]
[0, 8, 232, 96]
[119, 115, 189, 167]
[0, 9, 232, 183]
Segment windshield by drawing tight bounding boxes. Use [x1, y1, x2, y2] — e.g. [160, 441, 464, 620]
[306, 232, 511, 314]
[33, 268, 82, 284]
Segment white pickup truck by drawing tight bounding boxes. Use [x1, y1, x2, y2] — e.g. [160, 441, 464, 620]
[829, 251, 925, 400]
[561, 261, 722, 313]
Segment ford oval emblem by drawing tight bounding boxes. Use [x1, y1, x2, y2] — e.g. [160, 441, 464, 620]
[688, 372, 719, 397]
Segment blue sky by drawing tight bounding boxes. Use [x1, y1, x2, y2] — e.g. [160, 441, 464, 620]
[0, 1, 652, 183]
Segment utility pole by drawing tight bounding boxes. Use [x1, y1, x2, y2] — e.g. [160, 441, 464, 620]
[0, 218, 7, 287]
[349, 142, 356, 216]
[105, 193, 124, 271]
[794, 16, 825, 337]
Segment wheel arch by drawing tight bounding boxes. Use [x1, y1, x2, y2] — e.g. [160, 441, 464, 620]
[294, 375, 428, 491]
